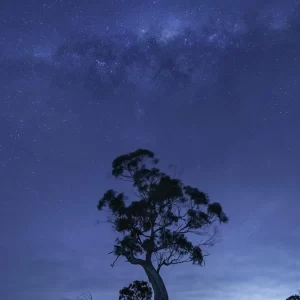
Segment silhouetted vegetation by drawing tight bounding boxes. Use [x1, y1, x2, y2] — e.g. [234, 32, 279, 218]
[119, 280, 152, 300]
[97, 148, 228, 300]
[286, 295, 300, 300]
[76, 292, 92, 300]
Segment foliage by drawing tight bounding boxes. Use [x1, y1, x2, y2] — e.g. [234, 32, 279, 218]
[98, 148, 228, 270]
[287, 295, 300, 300]
[119, 280, 152, 300]
[77, 292, 92, 300]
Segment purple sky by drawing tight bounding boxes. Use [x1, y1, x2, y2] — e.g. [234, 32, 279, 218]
[1, 0, 300, 299]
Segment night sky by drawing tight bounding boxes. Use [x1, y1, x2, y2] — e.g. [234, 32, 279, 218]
[1, 0, 300, 299]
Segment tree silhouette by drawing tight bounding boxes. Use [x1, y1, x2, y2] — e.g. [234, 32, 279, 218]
[97, 149, 228, 300]
[119, 280, 152, 300]
[287, 295, 300, 300]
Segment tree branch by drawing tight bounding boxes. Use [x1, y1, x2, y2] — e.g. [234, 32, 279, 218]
[113, 246, 146, 265]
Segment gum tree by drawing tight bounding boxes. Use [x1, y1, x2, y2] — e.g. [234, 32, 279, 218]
[97, 149, 228, 300]
[119, 280, 152, 300]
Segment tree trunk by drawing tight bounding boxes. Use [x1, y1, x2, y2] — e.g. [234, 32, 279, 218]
[141, 263, 169, 300]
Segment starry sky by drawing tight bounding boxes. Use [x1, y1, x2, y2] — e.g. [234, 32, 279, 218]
[1, 0, 300, 299]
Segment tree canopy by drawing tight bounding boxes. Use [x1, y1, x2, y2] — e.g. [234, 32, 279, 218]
[287, 295, 300, 300]
[97, 148, 228, 300]
[119, 280, 152, 300]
